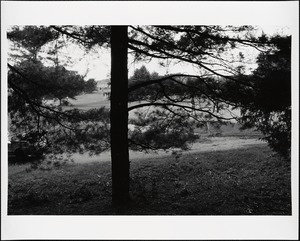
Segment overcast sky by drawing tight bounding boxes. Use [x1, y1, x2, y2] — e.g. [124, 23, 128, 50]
[64, 25, 292, 81]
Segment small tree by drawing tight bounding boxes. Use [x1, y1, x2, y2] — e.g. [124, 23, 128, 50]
[8, 60, 85, 105]
[128, 65, 160, 102]
[84, 78, 97, 93]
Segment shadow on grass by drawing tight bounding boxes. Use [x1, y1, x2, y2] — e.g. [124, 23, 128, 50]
[8, 145, 291, 215]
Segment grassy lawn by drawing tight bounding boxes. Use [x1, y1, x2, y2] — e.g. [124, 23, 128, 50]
[8, 144, 291, 215]
[64, 92, 110, 110]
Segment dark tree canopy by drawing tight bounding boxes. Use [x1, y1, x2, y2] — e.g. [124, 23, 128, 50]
[84, 78, 98, 93]
[128, 65, 161, 102]
[239, 36, 291, 158]
[216, 35, 291, 158]
[8, 59, 86, 107]
[8, 26, 60, 59]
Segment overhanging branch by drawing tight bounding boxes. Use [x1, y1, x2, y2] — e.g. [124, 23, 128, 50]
[128, 102, 234, 121]
[129, 39, 255, 88]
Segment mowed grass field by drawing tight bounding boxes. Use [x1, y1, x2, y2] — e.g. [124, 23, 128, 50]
[8, 144, 291, 215]
[64, 91, 110, 110]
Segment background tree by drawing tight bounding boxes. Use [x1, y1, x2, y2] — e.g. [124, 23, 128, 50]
[46, 66, 86, 105]
[84, 78, 98, 93]
[131, 65, 151, 81]
[128, 65, 160, 101]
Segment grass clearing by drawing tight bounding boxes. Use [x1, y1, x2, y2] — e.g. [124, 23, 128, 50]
[64, 92, 110, 110]
[8, 144, 291, 215]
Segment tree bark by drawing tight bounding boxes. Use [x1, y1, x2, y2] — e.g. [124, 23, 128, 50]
[110, 26, 130, 205]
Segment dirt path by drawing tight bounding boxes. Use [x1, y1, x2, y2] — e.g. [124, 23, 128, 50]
[69, 137, 266, 164]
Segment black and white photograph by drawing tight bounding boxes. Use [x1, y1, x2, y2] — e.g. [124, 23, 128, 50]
[1, 1, 299, 240]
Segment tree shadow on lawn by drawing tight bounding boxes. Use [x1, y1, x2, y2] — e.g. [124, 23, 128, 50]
[8, 145, 291, 215]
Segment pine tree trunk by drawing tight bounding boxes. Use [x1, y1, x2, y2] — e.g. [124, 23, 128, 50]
[110, 26, 130, 205]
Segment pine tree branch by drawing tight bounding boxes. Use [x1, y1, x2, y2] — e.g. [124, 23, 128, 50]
[128, 102, 234, 121]
[8, 80, 77, 131]
[8, 63, 46, 89]
[157, 26, 268, 45]
[50, 26, 88, 45]
[128, 43, 169, 60]
[128, 138, 158, 151]
[130, 25, 243, 66]
[128, 73, 243, 108]
[129, 38, 254, 87]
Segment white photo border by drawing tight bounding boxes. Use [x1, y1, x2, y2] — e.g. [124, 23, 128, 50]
[1, 1, 299, 240]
